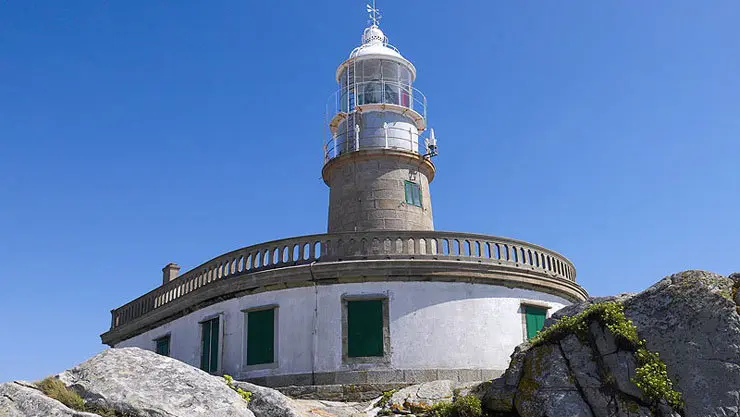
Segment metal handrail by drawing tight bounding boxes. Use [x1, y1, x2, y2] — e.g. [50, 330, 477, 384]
[326, 81, 427, 122]
[324, 82, 428, 163]
[108, 231, 577, 330]
[324, 124, 422, 162]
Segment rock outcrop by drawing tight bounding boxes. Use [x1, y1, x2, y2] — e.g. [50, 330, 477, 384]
[382, 379, 482, 410]
[0, 381, 101, 417]
[233, 381, 303, 417]
[623, 270, 740, 417]
[483, 270, 740, 417]
[55, 348, 255, 417]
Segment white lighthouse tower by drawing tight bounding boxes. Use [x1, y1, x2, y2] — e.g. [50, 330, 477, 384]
[323, 3, 438, 233]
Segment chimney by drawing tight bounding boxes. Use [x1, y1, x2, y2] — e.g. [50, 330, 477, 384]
[162, 263, 181, 285]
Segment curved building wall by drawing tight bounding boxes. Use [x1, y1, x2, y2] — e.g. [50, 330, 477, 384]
[324, 152, 434, 233]
[115, 281, 569, 386]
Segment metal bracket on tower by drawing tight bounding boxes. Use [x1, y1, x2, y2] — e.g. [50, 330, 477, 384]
[423, 128, 439, 159]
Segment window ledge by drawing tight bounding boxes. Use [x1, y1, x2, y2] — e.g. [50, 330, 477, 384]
[520, 300, 552, 309]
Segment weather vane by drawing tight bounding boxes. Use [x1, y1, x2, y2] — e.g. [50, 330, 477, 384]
[366, 0, 382, 26]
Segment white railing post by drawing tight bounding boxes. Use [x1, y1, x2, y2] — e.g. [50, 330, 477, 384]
[409, 127, 415, 153]
[354, 124, 360, 151]
[383, 122, 389, 149]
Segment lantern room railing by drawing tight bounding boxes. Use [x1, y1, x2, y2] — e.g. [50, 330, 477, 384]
[325, 82, 428, 163]
[324, 122, 423, 163]
[328, 81, 427, 119]
[108, 231, 577, 330]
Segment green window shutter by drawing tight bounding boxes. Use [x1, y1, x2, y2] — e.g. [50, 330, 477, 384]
[200, 318, 219, 373]
[414, 184, 422, 207]
[525, 306, 547, 340]
[247, 308, 275, 365]
[200, 320, 211, 371]
[347, 300, 384, 357]
[209, 317, 219, 373]
[404, 181, 422, 207]
[155, 336, 170, 357]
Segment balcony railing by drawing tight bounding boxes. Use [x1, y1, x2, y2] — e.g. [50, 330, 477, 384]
[108, 231, 577, 331]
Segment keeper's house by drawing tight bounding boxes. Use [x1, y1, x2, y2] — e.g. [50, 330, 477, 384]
[101, 10, 588, 388]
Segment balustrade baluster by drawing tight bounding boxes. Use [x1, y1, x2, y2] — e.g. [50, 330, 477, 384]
[371, 238, 381, 255]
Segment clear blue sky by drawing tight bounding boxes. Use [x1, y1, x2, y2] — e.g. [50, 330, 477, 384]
[1, 1, 738, 383]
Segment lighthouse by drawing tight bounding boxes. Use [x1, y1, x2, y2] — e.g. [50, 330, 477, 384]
[323, 6, 437, 233]
[102, 3, 587, 392]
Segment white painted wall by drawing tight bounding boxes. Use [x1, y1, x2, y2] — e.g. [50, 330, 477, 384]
[116, 282, 569, 379]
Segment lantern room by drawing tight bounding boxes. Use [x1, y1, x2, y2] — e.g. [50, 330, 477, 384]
[325, 25, 430, 162]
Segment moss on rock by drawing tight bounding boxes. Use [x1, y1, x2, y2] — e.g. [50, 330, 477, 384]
[529, 302, 683, 411]
[36, 377, 124, 417]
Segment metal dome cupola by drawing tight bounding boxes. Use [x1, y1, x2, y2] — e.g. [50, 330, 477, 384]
[361, 25, 387, 46]
[345, 25, 409, 64]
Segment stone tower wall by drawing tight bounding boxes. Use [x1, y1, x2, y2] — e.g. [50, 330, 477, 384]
[323, 150, 435, 233]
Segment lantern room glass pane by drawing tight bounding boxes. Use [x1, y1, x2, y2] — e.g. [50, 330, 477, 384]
[361, 60, 381, 82]
[381, 61, 399, 82]
[400, 66, 412, 87]
[336, 60, 414, 111]
[360, 82, 382, 105]
[340, 91, 349, 113]
[400, 84, 411, 107]
[384, 83, 399, 105]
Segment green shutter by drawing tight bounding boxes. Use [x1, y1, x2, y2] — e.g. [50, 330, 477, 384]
[200, 321, 211, 371]
[200, 318, 219, 373]
[247, 309, 275, 365]
[209, 317, 219, 373]
[404, 181, 422, 207]
[155, 336, 170, 356]
[347, 300, 384, 357]
[525, 306, 547, 340]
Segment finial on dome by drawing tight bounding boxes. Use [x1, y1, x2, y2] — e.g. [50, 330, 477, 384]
[366, 0, 382, 27]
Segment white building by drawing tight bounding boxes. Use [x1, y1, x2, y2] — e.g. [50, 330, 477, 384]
[102, 6, 588, 390]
